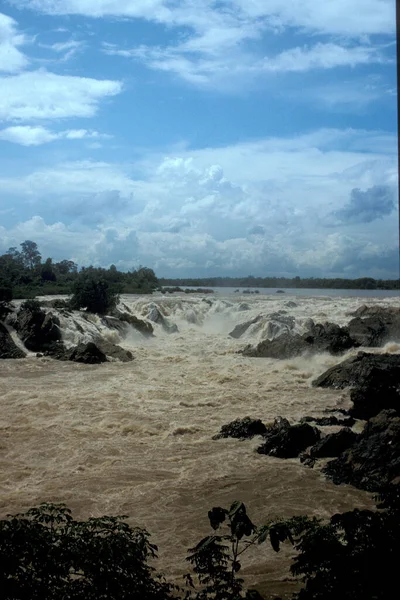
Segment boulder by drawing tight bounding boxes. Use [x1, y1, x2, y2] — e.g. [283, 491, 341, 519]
[102, 316, 128, 335]
[229, 315, 262, 339]
[347, 306, 400, 346]
[95, 339, 134, 362]
[68, 342, 107, 364]
[147, 304, 178, 334]
[300, 415, 355, 427]
[112, 310, 154, 336]
[213, 417, 267, 440]
[14, 306, 62, 351]
[312, 352, 400, 419]
[0, 322, 26, 359]
[242, 321, 356, 359]
[323, 410, 400, 491]
[309, 428, 358, 458]
[256, 417, 320, 458]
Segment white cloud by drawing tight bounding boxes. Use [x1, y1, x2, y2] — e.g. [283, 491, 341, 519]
[0, 128, 397, 276]
[11, 1, 395, 36]
[0, 125, 109, 145]
[39, 39, 85, 61]
[0, 70, 122, 121]
[0, 12, 28, 73]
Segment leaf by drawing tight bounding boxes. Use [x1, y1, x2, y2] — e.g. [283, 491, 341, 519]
[232, 560, 241, 572]
[208, 507, 227, 530]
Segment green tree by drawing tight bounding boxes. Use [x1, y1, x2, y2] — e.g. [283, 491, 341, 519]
[70, 272, 119, 314]
[0, 503, 175, 600]
[20, 240, 41, 270]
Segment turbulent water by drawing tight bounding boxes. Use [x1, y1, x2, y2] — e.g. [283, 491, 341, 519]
[1, 292, 399, 596]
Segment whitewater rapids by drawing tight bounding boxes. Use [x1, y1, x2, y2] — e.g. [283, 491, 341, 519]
[1, 292, 399, 596]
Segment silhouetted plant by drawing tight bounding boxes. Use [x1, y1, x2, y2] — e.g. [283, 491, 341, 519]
[0, 503, 176, 600]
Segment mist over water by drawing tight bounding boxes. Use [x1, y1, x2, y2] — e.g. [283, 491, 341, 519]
[1, 292, 399, 594]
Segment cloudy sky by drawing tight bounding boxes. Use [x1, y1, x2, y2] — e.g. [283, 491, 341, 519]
[0, 1, 397, 278]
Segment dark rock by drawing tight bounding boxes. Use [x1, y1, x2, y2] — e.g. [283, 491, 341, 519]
[147, 304, 178, 333]
[14, 306, 62, 351]
[347, 306, 400, 347]
[242, 321, 356, 359]
[285, 301, 298, 308]
[312, 352, 400, 419]
[112, 310, 154, 336]
[0, 322, 26, 358]
[309, 428, 358, 458]
[323, 410, 400, 491]
[102, 316, 128, 335]
[299, 453, 316, 468]
[237, 303, 250, 311]
[95, 339, 134, 362]
[68, 342, 107, 364]
[213, 417, 267, 440]
[300, 415, 355, 427]
[256, 417, 320, 458]
[229, 315, 262, 339]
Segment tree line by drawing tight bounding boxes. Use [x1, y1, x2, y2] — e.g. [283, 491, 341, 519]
[0, 240, 159, 300]
[160, 275, 400, 290]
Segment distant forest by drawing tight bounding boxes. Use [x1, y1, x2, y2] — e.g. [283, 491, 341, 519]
[0, 240, 159, 300]
[160, 276, 400, 290]
[1, 240, 399, 301]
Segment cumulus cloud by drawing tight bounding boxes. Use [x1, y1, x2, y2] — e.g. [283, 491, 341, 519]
[0, 128, 397, 277]
[332, 185, 395, 224]
[0, 12, 29, 73]
[0, 125, 109, 145]
[0, 70, 122, 121]
[12, 1, 394, 89]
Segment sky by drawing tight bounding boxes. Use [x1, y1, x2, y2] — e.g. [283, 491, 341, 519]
[0, 0, 398, 279]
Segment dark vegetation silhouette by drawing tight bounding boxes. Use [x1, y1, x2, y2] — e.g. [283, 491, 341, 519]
[0, 241, 159, 299]
[1, 487, 398, 600]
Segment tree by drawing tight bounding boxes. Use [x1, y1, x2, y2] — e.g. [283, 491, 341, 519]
[20, 240, 41, 270]
[41, 258, 56, 282]
[70, 272, 119, 314]
[0, 503, 175, 600]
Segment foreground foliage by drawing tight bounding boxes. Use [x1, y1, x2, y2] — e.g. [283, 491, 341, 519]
[0, 503, 175, 600]
[1, 487, 398, 599]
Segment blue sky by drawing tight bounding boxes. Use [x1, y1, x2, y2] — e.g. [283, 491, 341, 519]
[0, 0, 397, 278]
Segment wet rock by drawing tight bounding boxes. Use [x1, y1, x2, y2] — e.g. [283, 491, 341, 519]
[68, 342, 107, 364]
[95, 339, 134, 362]
[102, 316, 128, 335]
[242, 321, 356, 359]
[347, 306, 400, 347]
[213, 417, 267, 440]
[112, 310, 154, 336]
[285, 301, 298, 308]
[309, 428, 358, 458]
[14, 306, 62, 351]
[229, 315, 263, 339]
[147, 304, 178, 333]
[256, 417, 320, 458]
[323, 410, 400, 491]
[312, 352, 400, 419]
[0, 322, 26, 359]
[300, 415, 355, 427]
[237, 303, 250, 311]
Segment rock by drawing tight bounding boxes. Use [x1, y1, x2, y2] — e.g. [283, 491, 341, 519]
[242, 321, 356, 359]
[229, 315, 263, 339]
[14, 306, 62, 351]
[102, 316, 128, 335]
[256, 417, 320, 458]
[300, 415, 355, 427]
[147, 304, 178, 333]
[347, 306, 400, 347]
[0, 322, 26, 358]
[285, 301, 298, 308]
[213, 417, 267, 440]
[323, 410, 400, 491]
[68, 342, 107, 364]
[237, 303, 250, 311]
[312, 352, 400, 419]
[95, 339, 134, 362]
[112, 310, 154, 336]
[309, 428, 358, 458]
